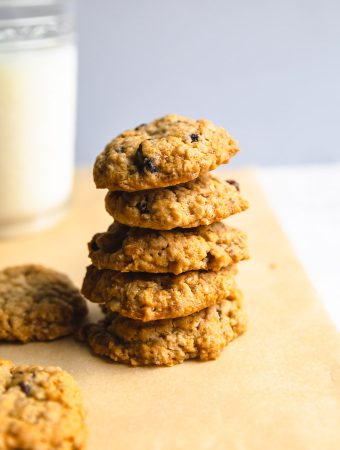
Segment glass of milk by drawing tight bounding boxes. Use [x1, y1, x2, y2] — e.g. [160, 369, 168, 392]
[0, 0, 77, 237]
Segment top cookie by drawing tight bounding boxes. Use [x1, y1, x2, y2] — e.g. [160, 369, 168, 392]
[0, 264, 88, 343]
[0, 359, 87, 450]
[93, 114, 239, 191]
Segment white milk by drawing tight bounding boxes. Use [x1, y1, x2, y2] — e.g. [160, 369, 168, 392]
[0, 44, 77, 237]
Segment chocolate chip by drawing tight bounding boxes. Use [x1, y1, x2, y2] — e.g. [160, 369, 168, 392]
[161, 278, 173, 289]
[226, 179, 240, 192]
[134, 144, 158, 173]
[144, 158, 158, 173]
[134, 144, 145, 172]
[19, 381, 32, 396]
[136, 200, 149, 214]
[190, 133, 199, 142]
[206, 251, 214, 263]
[115, 147, 125, 154]
[216, 307, 223, 319]
[134, 123, 147, 131]
[89, 239, 99, 252]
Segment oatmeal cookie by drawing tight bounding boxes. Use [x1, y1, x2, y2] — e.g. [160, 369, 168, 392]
[78, 289, 246, 366]
[0, 359, 87, 449]
[0, 265, 87, 343]
[94, 114, 239, 191]
[81, 265, 236, 321]
[89, 222, 249, 274]
[105, 174, 248, 230]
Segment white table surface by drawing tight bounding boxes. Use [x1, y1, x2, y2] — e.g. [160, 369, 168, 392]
[256, 163, 340, 330]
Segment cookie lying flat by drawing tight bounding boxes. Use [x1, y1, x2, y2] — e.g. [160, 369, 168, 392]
[89, 221, 249, 275]
[81, 265, 236, 321]
[105, 174, 249, 230]
[0, 360, 87, 450]
[94, 114, 239, 192]
[78, 289, 246, 367]
[0, 265, 88, 343]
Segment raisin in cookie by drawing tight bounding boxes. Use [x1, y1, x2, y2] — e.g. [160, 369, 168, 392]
[78, 289, 246, 366]
[105, 174, 248, 230]
[0, 359, 87, 449]
[0, 265, 88, 343]
[89, 221, 249, 275]
[81, 264, 236, 321]
[93, 114, 239, 191]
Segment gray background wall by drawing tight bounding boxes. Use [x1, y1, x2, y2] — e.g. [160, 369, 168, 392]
[76, 0, 340, 166]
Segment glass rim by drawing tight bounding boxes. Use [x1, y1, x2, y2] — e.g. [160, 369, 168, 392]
[0, 0, 70, 6]
[0, 0, 75, 50]
[0, 14, 70, 25]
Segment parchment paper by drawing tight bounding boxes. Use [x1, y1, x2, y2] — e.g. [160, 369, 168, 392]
[0, 169, 339, 450]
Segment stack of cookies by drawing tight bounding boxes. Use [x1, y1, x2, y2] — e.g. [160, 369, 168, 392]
[80, 114, 249, 366]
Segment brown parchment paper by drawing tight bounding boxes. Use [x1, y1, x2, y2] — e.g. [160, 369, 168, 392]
[0, 168, 339, 450]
